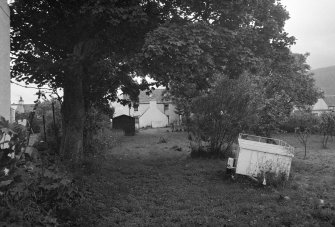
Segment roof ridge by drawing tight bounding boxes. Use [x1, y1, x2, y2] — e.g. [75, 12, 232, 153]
[140, 106, 150, 117]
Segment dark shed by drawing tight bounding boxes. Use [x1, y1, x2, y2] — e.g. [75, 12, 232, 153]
[112, 115, 135, 136]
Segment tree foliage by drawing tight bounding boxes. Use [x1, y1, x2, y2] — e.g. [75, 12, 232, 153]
[190, 75, 259, 156]
[11, 0, 321, 162]
[320, 112, 335, 149]
[287, 111, 319, 158]
[141, 0, 294, 90]
[10, 0, 167, 163]
[140, 0, 320, 138]
[248, 53, 321, 136]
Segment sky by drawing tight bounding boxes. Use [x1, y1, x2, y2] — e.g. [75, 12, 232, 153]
[281, 0, 335, 69]
[11, 0, 335, 104]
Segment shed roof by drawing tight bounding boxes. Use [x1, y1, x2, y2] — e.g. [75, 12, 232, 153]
[113, 114, 134, 119]
[324, 96, 335, 107]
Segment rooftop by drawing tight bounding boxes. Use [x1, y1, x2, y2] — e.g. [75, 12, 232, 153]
[123, 89, 171, 104]
[323, 95, 335, 107]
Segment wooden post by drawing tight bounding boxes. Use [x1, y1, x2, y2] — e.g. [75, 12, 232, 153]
[52, 101, 59, 150]
[26, 110, 35, 146]
[43, 115, 47, 142]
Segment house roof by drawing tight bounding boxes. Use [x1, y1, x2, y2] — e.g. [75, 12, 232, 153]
[11, 104, 35, 113]
[23, 104, 35, 113]
[324, 96, 335, 107]
[139, 89, 167, 103]
[123, 89, 171, 104]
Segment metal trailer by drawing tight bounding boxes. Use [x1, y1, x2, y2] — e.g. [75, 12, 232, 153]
[235, 133, 294, 180]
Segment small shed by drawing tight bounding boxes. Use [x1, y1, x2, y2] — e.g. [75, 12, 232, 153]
[236, 134, 294, 180]
[112, 115, 135, 136]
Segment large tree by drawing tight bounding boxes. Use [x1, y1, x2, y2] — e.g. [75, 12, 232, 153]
[11, 0, 320, 164]
[140, 0, 294, 87]
[140, 0, 320, 137]
[10, 0, 165, 164]
[249, 53, 321, 136]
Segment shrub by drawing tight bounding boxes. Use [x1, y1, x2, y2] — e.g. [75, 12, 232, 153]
[189, 75, 258, 157]
[280, 111, 319, 158]
[0, 116, 81, 226]
[84, 107, 113, 157]
[82, 106, 123, 171]
[256, 171, 288, 188]
[280, 111, 319, 134]
[158, 136, 167, 144]
[319, 112, 335, 148]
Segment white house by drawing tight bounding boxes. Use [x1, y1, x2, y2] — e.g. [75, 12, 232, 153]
[112, 89, 180, 128]
[11, 97, 35, 114]
[0, 0, 10, 121]
[312, 96, 335, 115]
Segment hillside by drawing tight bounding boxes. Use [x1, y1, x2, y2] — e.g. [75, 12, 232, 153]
[312, 65, 335, 95]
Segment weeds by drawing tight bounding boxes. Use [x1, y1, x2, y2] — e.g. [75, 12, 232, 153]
[0, 117, 81, 226]
[256, 171, 289, 188]
[158, 136, 167, 144]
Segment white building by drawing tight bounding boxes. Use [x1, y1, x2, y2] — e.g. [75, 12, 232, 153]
[0, 0, 10, 121]
[312, 96, 335, 116]
[112, 89, 180, 128]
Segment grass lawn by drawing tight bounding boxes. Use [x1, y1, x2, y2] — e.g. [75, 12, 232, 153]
[74, 129, 335, 226]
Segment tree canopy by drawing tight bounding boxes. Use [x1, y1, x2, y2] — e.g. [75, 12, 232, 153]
[140, 0, 321, 136]
[11, 0, 167, 163]
[10, 0, 321, 163]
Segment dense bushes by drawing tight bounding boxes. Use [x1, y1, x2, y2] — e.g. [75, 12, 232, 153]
[84, 106, 116, 157]
[280, 111, 319, 133]
[319, 112, 335, 148]
[0, 116, 81, 226]
[279, 111, 335, 152]
[189, 75, 258, 158]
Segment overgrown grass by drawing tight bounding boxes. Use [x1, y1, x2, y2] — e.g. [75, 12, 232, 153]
[75, 130, 335, 226]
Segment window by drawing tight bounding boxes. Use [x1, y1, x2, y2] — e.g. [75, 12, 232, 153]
[134, 104, 139, 111]
[164, 104, 169, 112]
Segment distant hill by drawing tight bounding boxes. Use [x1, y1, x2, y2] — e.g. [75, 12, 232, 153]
[312, 66, 335, 95]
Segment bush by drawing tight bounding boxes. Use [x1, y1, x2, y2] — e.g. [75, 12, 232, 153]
[284, 111, 319, 158]
[189, 75, 258, 157]
[0, 117, 81, 226]
[280, 111, 320, 134]
[84, 107, 123, 158]
[256, 171, 288, 188]
[320, 112, 335, 148]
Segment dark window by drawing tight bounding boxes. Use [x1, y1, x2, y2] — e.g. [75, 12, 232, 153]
[134, 104, 139, 111]
[164, 104, 169, 112]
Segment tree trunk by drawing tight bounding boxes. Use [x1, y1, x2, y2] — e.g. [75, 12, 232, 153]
[304, 143, 307, 159]
[60, 73, 85, 166]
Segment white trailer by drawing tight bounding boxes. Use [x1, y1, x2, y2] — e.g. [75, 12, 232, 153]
[235, 134, 294, 180]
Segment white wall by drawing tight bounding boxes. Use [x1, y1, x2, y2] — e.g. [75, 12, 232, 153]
[312, 98, 329, 115]
[139, 101, 168, 128]
[156, 103, 179, 124]
[111, 101, 180, 127]
[0, 0, 10, 121]
[112, 102, 131, 117]
[111, 102, 150, 118]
